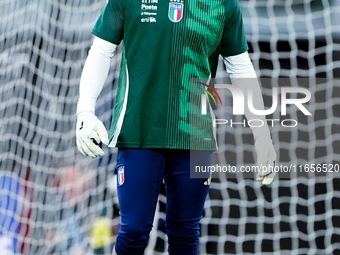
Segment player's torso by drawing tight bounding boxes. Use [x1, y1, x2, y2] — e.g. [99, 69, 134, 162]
[112, 0, 228, 150]
[123, 0, 226, 68]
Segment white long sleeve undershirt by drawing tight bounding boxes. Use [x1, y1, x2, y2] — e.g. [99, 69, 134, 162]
[77, 37, 271, 139]
[77, 36, 117, 115]
[223, 52, 270, 139]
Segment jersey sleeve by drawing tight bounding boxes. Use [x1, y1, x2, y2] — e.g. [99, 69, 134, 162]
[220, 0, 248, 58]
[91, 0, 125, 45]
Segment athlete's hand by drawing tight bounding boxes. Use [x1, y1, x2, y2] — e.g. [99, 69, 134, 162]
[254, 136, 277, 185]
[76, 112, 109, 158]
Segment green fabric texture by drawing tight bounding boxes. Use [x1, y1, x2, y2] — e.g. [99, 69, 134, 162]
[92, 0, 248, 150]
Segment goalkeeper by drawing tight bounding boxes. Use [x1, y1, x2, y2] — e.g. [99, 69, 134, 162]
[76, 0, 276, 254]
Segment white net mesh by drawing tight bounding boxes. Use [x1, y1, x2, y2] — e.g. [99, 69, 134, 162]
[1, 1, 120, 254]
[1, 0, 340, 254]
[196, 0, 340, 254]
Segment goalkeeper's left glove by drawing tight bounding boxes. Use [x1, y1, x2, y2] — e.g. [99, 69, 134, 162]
[254, 136, 277, 185]
[76, 111, 109, 158]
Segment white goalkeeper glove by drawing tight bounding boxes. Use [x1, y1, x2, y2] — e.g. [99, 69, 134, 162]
[254, 136, 277, 185]
[76, 112, 109, 158]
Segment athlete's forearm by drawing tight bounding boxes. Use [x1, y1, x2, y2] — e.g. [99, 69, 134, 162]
[224, 52, 270, 139]
[77, 36, 117, 115]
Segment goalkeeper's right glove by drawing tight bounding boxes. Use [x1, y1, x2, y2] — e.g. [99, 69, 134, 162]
[76, 111, 109, 158]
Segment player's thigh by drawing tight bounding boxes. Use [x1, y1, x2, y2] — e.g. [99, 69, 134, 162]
[164, 150, 212, 225]
[116, 148, 165, 228]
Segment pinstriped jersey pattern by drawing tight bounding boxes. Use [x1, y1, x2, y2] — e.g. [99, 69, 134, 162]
[166, 0, 225, 150]
[92, 0, 248, 150]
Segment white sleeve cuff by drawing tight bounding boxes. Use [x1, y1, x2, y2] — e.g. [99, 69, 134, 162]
[77, 37, 118, 115]
[223, 52, 257, 78]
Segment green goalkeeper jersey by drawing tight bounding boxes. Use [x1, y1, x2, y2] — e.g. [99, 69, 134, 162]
[92, 0, 248, 151]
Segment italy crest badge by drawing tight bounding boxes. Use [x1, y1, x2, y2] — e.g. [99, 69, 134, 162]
[168, 2, 183, 22]
[117, 166, 125, 186]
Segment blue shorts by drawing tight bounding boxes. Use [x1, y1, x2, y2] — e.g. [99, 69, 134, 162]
[114, 148, 212, 255]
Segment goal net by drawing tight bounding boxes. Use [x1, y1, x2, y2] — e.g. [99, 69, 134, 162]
[0, 0, 339, 254]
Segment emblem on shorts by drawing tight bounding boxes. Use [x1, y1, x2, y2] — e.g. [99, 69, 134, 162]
[117, 166, 125, 186]
[204, 175, 212, 185]
[168, 2, 183, 22]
